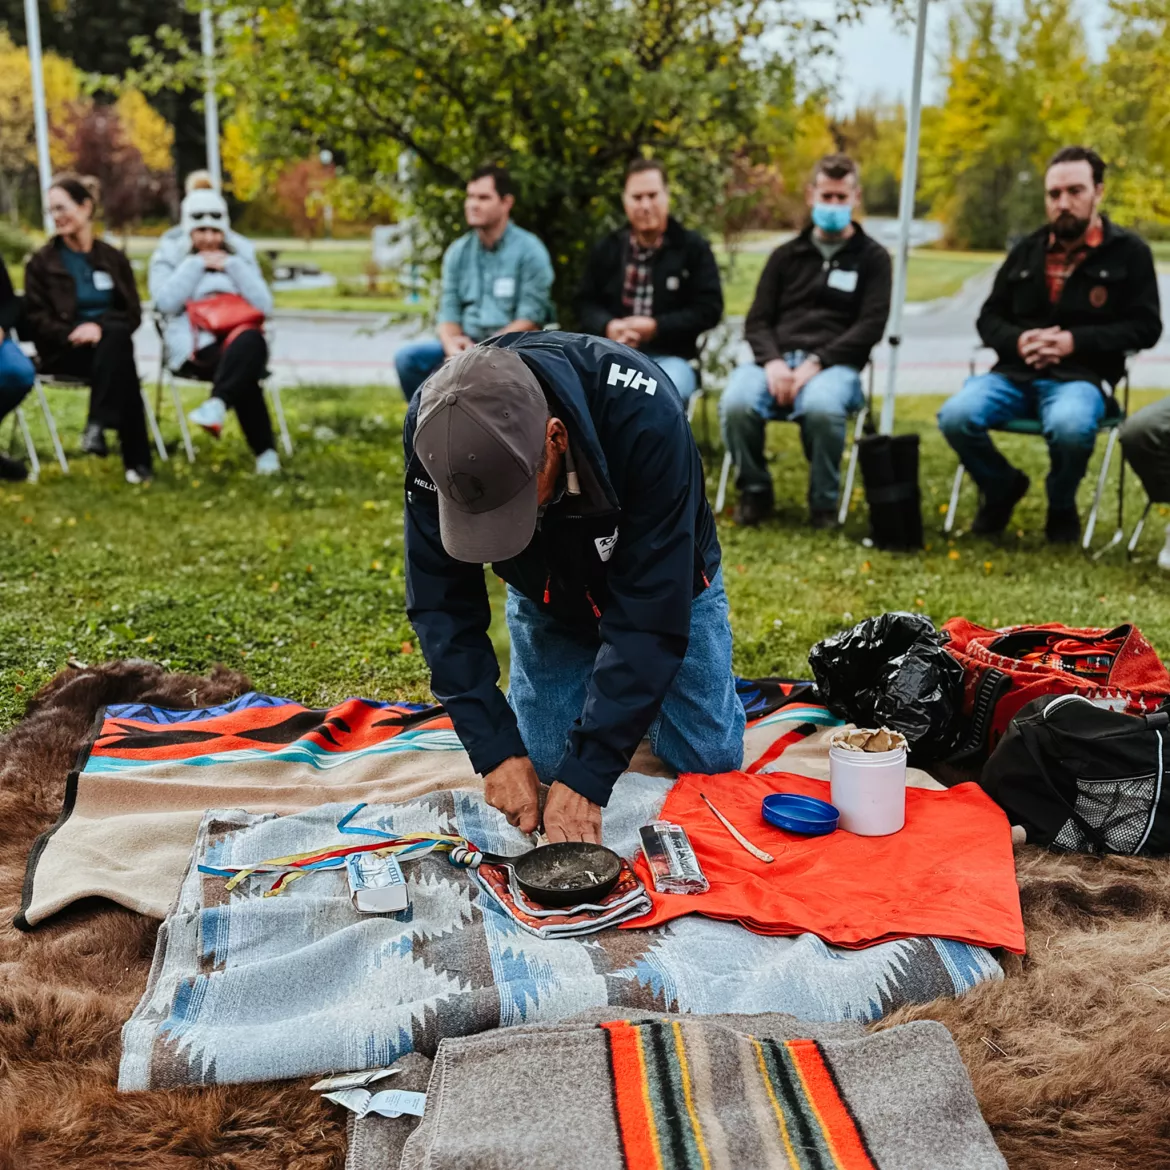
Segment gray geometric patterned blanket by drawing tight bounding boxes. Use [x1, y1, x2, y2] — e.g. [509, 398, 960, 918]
[119, 779, 1002, 1089]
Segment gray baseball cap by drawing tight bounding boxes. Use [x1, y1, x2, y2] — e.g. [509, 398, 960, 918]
[414, 347, 548, 563]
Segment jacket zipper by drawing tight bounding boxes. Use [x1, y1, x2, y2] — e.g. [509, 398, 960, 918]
[585, 590, 601, 619]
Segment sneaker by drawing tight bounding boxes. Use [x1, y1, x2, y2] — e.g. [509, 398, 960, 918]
[80, 423, 108, 457]
[733, 489, 773, 527]
[1045, 506, 1080, 544]
[189, 397, 227, 438]
[809, 508, 837, 530]
[125, 465, 153, 485]
[1158, 524, 1170, 573]
[254, 448, 281, 476]
[971, 471, 1030, 536]
[0, 452, 28, 482]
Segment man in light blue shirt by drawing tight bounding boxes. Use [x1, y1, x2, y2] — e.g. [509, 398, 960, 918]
[395, 165, 554, 400]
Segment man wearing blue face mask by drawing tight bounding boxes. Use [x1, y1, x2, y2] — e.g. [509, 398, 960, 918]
[721, 153, 892, 527]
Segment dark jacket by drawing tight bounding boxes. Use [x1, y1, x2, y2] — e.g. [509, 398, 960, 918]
[23, 237, 141, 364]
[0, 256, 20, 334]
[744, 223, 892, 370]
[977, 216, 1162, 388]
[576, 217, 723, 360]
[404, 330, 721, 807]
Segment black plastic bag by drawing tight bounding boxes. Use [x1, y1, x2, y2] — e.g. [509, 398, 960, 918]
[808, 612, 964, 758]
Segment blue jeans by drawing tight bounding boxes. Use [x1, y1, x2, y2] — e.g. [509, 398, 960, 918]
[0, 336, 36, 422]
[506, 567, 745, 791]
[644, 353, 697, 403]
[938, 373, 1106, 511]
[719, 354, 863, 512]
[394, 338, 446, 402]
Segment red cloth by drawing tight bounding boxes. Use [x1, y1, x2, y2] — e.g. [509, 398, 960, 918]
[624, 771, 1025, 953]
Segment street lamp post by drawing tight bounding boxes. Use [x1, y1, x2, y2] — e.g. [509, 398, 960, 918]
[879, 0, 930, 436]
[23, 0, 55, 233]
[201, 3, 223, 189]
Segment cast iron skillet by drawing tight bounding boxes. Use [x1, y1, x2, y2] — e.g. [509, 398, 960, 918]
[478, 841, 623, 908]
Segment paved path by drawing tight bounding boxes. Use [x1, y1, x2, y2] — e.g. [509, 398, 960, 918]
[133, 272, 1170, 398]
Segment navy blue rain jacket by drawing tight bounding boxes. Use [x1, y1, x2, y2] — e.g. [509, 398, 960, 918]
[403, 331, 721, 805]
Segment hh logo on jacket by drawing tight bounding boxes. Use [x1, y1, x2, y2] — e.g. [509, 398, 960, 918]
[595, 528, 619, 562]
[606, 362, 657, 395]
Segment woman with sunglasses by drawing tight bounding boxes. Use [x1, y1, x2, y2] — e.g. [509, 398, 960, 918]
[23, 173, 153, 483]
[149, 187, 279, 474]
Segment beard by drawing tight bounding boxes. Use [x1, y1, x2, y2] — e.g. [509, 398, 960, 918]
[1052, 211, 1091, 241]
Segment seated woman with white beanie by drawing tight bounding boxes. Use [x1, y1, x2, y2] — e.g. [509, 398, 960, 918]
[148, 187, 280, 474]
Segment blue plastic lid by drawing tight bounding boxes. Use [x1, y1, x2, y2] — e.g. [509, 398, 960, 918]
[761, 793, 840, 836]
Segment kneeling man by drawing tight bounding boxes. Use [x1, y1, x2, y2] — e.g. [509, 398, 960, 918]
[939, 146, 1162, 542]
[404, 332, 745, 844]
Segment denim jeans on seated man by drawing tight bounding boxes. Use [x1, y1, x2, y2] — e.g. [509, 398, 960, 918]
[506, 567, 745, 788]
[644, 353, 697, 403]
[0, 335, 36, 422]
[394, 338, 448, 402]
[937, 373, 1105, 512]
[719, 351, 863, 514]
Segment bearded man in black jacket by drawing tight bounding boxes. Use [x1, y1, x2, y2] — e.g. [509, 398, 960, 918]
[939, 146, 1162, 544]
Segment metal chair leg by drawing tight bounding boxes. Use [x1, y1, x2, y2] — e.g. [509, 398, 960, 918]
[686, 388, 701, 424]
[944, 464, 964, 533]
[714, 451, 733, 514]
[169, 374, 196, 463]
[1083, 428, 1117, 550]
[268, 384, 293, 456]
[35, 380, 69, 474]
[14, 406, 41, 482]
[141, 387, 168, 462]
[838, 406, 867, 525]
[1128, 499, 1153, 556]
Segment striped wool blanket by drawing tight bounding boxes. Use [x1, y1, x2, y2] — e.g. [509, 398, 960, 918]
[119, 784, 1001, 1091]
[369, 1011, 1006, 1170]
[18, 687, 937, 930]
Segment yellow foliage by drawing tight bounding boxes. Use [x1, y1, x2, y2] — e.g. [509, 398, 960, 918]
[0, 29, 82, 175]
[115, 88, 174, 172]
[221, 110, 264, 201]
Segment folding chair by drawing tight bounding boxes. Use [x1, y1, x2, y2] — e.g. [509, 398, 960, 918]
[942, 348, 1128, 552]
[154, 312, 293, 463]
[684, 339, 712, 451]
[713, 363, 875, 524]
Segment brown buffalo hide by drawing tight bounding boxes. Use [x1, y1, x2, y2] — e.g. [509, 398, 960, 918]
[2, 662, 1169, 1168]
[0, 661, 347, 1170]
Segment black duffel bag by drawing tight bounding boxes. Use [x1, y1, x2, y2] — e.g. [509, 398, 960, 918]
[981, 693, 1170, 854]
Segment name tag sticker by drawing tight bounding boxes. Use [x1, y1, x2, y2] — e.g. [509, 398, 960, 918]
[92, 271, 115, 291]
[665, 275, 680, 291]
[492, 276, 516, 300]
[827, 268, 859, 293]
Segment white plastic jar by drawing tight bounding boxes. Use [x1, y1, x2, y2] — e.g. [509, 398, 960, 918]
[829, 729, 908, 836]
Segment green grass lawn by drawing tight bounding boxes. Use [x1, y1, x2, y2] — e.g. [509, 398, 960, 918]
[2, 384, 1167, 733]
[271, 289, 427, 314]
[718, 249, 1001, 317]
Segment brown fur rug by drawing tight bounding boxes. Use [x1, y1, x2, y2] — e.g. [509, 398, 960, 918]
[2, 663, 1168, 1168]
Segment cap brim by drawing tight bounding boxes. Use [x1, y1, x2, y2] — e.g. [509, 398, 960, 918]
[437, 474, 539, 564]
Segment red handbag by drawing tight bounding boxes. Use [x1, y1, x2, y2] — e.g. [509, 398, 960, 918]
[943, 617, 1170, 760]
[187, 293, 264, 350]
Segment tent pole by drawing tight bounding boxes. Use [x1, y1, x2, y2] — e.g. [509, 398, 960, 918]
[24, 0, 55, 234]
[879, 0, 930, 436]
[201, 3, 223, 189]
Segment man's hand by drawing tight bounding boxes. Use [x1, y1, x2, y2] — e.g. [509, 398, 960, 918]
[484, 755, 542, 835]
[200, 250, 229, 272]
[442, 334, 475, 358]
[764, 357, 796, 406]
[605, 318, 642, 348]
[790, 356, 822, 394]
[623, 315, 658, 344]
[68, 322, 102, 346]
[542, 781, 602, 844]
[1019, 327, 1073, 369]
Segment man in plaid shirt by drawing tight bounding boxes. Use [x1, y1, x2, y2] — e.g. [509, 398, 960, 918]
[940, 146, 1161, 543]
